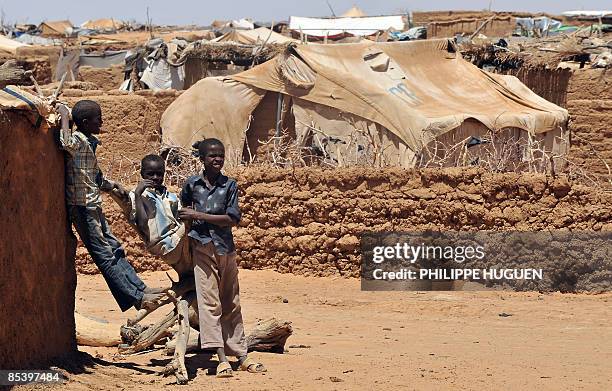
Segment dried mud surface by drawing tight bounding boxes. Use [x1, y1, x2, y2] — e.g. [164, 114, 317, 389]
[16, 270, 612, 390]
[0, 112, 77, 368]
[75, 168, 611, 292]
[78, 64, 125, 91]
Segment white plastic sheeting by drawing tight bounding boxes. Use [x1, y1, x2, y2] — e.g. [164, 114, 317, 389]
[140, 58, 185, 91]
[289, 15, 405, 37]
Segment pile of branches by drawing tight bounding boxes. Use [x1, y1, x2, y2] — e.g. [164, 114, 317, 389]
[461, 33, 610, 71]
[0, 60, 27, 88]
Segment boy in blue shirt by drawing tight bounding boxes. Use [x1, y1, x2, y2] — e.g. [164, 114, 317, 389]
[179, 138, 266, 377]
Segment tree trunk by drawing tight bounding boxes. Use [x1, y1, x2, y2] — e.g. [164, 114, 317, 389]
[75, 312, 122, 347]
[164, 317, 293, 355]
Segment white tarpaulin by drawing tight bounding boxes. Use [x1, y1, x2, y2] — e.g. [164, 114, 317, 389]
[515, 17, 562, 32]
[289, 15, 405, 37]
[231, 18, 255, 29]
[140, 59, 185, 91]
[561, 10, 612, 18]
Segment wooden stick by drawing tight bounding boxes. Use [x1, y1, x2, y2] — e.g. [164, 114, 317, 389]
[470, 14, 496, 41]
[170, 299, 190, 384]
[50, 71, 68, 104]
[119, 309, 177, 354]
[23, 70, 44, 98]
[164, 330, 201, 356]
[126, 278, 195, 326]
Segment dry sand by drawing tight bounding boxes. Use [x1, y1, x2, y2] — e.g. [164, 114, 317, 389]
[29, 270, 612, 390]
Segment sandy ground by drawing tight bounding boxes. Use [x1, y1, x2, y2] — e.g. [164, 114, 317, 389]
[37, 270, 612, 390]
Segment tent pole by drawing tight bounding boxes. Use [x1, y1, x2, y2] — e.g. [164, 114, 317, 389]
[275, 92, 283, 137]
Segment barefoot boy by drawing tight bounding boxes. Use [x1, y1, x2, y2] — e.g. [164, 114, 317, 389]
[179, 138, 265, 377]
[57, 100, 163, 312]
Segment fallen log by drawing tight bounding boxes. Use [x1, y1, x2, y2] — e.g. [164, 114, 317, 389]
[163, 317, 293, 355]
[75, 312, 122, 347]
[245, 318, 293, 353]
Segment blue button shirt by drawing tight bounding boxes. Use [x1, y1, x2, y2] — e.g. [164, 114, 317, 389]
[180, 173, 241, 255]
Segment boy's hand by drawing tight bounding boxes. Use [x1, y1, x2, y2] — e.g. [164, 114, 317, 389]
[55, 103, 71, 128]
[179, 207, 202, 221]
[135, 179, 157, 195]
[100, 179, 117, 192]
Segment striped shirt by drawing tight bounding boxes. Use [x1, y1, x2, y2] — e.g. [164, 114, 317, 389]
[112, 187, 186, 264]
[59, 128, 104, 207]
[130, 188, 185, 263]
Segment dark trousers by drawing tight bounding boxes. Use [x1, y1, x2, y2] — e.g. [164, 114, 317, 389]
[69, 205, 146, 311]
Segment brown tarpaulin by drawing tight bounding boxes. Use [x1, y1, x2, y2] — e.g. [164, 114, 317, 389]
[212, 27, 298, 44]
[161, 39, 568, 162]
[161, 77, 265, 154]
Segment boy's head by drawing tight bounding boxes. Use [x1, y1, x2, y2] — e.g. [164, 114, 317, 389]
[198, 138, 225, 174]
[72, 100, 103, 135]
[141, 154, 165, 188]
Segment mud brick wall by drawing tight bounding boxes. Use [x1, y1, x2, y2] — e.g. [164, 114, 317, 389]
[62, 90, 181, 183]
[0, 111, 77, 368]
[507, 67, 611, 185]
[76, 168, 611, 291]
[565, 69, 612, 184]
[78, 64, 125, 91]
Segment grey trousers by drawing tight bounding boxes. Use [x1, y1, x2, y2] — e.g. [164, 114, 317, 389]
[191, 240, 247, 357]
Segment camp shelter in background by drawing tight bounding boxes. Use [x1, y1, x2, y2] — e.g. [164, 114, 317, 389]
[39, 20, 73, 37]
[288, 14, 406, 40]
[341, 6, 367, 18]
[212, 27, 298, 44]
[161, 39, 569, 169]
[81, 18, 125, 32]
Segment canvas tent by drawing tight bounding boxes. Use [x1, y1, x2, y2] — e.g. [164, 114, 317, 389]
[39, 20, 73, 36]
[81, 18, 124, 31]
[212, 27, 297, 44]
[161, 39, 568, 168]
[341, 6, 367, 18]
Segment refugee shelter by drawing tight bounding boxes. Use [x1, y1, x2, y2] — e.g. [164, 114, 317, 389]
[341, 6, 367, 18]
[0, 86, 77, 368]
[178, 40, 289, 88]
[81, 18, 125, 31]
[39, 20, 73, 36]
[561, 10, 612, 24]
[212, 27, 298, 44]
[161, 39, 569, 168]
[288, 14, 406, 39]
